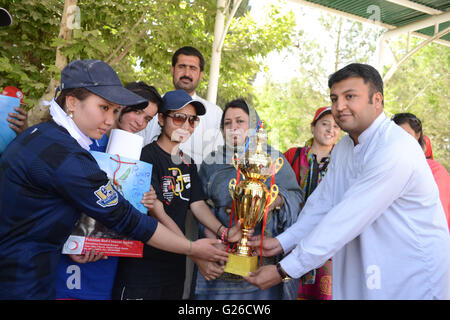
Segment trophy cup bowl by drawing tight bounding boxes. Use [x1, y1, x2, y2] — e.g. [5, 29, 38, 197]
[228, 179, 279, 256]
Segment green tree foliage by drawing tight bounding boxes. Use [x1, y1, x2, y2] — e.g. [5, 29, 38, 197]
[0, 0, 294, 121]
[214, 3, 295, 107]
[254, 12, 378, 153]
[253, 78, 328, 153]
[253, 8, 448, 171]
[384, 38, 450, 170]
[0, 0, 62, 105]
[320, 13, 382, 72]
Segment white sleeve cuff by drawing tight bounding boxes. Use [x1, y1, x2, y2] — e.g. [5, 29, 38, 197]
[276, 228, 298, 254]
[280, 251, 307, 279]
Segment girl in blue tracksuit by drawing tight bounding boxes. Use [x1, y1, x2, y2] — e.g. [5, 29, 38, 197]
[54, 82, 162, 300]
[0, 60, 228, 299]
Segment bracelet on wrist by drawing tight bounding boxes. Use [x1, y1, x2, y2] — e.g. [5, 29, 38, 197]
[276, 262, 292, 282]
[221, 227, 228, 243]
[216, 225, 224, 238]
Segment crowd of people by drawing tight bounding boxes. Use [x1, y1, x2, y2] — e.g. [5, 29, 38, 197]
[0, 7, 449, 300]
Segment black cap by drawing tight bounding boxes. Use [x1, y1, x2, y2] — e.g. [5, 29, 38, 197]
[0, 8, 12, 27]
[161, 90, 205, 115]
[58, 59, 148, 109]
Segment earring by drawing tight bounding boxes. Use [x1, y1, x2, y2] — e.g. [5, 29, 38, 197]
[68, 111, 74, 118]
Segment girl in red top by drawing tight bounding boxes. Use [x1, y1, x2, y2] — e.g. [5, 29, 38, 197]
[284, 106, 341, 300]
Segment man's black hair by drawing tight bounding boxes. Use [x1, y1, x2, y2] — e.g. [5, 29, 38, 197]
[328, 63, 384, 105]
[172, 46, 205, 72]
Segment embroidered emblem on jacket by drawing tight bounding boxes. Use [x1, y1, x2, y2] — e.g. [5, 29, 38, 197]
[94, 181, 119, 207]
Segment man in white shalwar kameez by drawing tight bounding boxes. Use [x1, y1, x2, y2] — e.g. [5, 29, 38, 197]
[244, 63, 450, 299]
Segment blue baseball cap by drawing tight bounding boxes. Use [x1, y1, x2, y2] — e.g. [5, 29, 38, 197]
[0, 8, 12, 27]
[57, 59, 148, 109]
[161, 90, 206, 115]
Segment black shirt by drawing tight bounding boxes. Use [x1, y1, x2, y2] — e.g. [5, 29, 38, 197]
[114, 142, 206, 286]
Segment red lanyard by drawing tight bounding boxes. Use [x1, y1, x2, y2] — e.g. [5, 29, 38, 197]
[110, 154, 137, 186]
[227, 154, 240, 253]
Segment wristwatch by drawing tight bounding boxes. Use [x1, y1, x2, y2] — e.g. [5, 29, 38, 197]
[276, 262, 292, 282]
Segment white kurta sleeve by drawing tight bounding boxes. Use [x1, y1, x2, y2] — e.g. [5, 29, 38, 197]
[280, 139, 416, 279]
[276, 157, 335, 254]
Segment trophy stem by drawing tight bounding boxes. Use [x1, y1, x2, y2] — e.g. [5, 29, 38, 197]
[235, 228, 252, 256]
[224, 226, 258, 276]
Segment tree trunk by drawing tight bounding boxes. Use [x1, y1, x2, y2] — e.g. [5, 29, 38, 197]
[207, 0, 226, 104]
[207, 0, 243, 104]
[29, 0, 78, 126]
[334, 17, 343, 72]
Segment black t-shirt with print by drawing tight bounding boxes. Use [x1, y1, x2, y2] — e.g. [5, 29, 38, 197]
[114, 141, 206, 286]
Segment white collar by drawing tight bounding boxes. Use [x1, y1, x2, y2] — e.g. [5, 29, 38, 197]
[48, 99, 93, 151]
[357, 112, 387, 146]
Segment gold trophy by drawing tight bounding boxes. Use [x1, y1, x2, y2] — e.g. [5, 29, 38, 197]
[224, 125, 283, 277]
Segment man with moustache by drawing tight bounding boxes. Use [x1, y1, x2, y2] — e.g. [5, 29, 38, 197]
[137, 46, 223, 165]
[244, 63, 450, 299]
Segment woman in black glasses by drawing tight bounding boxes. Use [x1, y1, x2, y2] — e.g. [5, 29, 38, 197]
[392, 112, 449, 231]
[112, 90, 242, 300]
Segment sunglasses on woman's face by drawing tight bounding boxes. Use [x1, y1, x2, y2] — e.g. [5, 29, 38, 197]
[166, 112, 200, 128]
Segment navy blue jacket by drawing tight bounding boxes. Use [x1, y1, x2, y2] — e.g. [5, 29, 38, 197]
[0, 121, 157, 299]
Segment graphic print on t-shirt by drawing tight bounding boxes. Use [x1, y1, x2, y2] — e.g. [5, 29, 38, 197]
[161, 167, 191, 205]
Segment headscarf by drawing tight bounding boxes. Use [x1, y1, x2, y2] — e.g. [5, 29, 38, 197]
[198, 103, 304, 299]
[423, 135, 434, 160]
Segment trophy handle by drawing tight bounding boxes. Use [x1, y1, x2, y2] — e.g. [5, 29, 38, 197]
[229, 178, 236, 198]
[273, 157, 284, 174]
[266, 184, 279, 207]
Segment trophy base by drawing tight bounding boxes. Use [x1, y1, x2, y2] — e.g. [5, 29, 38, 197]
[224, 253, 258, 277]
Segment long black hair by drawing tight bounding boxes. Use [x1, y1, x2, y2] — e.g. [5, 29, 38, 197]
[392, 112, 424, 148]
[118, 82, 162, 122]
